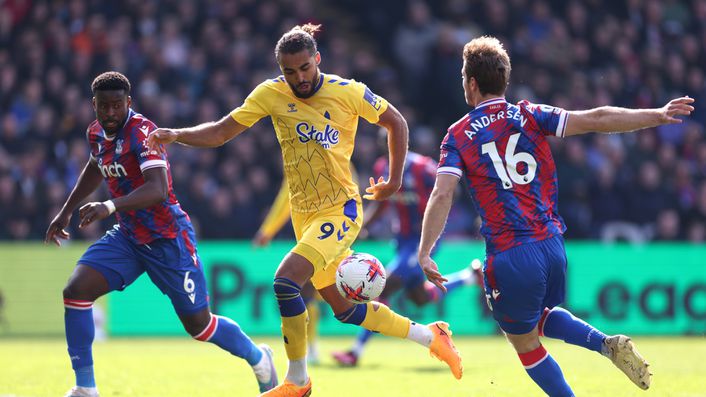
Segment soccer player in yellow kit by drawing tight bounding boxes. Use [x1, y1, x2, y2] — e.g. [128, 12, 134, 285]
[148, 24, 462, 396]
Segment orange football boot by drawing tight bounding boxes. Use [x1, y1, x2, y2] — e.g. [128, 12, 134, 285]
[428, 321, 463, 379]
[259, 378, 312, 397]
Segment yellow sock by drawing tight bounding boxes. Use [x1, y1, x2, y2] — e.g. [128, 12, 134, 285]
[281, 310, 308, 361]
[306, 300, 320, 346]
[360, 301, 411, 338]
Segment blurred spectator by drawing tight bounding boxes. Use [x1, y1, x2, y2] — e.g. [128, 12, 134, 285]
[653, 209, 681, 241]
[0, 0, 704, 242]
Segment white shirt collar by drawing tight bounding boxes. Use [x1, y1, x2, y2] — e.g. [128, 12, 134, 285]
[474, 97, 507, 110]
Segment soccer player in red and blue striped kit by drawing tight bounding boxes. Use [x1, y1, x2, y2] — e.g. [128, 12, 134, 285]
[45, 72, 277, 397]
[419, 36, 694, 396]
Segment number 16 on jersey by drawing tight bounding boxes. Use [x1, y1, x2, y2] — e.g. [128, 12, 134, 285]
[481, 133, 537, 189]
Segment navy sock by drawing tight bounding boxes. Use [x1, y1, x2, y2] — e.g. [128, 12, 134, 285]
[540, 307, 606, 353]
[334, 304, 367, 325]
[64, 299, 96, 388]
[519, 345, 574, 397]
[194, 314, 263, 366]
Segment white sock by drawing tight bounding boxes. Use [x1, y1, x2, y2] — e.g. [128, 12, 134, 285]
[285, 358, 308, 386]
[251, 347, 272, 383]
[406, 322, 433, 347]
[351, 340, 365, 357]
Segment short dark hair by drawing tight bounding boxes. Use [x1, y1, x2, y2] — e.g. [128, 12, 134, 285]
[462, 36, 511, 96]
[91, 71, 131, 95]
[275, 23, 321, 61]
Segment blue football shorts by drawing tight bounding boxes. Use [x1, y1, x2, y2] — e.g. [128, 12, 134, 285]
[482, 235, 567, 335]
[78, 224, 209, 314]
[386, 237, 439, 290]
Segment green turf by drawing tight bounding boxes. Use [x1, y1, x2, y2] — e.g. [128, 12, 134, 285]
[1, 336, 705, 397]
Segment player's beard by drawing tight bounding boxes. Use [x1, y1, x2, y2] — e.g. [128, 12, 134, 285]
[291, 70, 320, 99]
[100, 117, 124, 135]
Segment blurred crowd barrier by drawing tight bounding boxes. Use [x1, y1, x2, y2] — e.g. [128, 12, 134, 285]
[1, 241, 704, 337]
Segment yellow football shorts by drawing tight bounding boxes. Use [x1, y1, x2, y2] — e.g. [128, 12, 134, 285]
[291, 198, 362, 290]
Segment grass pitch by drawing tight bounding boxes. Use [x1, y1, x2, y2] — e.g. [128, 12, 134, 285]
[2, 336, 705, 397]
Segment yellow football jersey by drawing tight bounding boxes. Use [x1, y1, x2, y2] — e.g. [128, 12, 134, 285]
[230, 73, 388, 213]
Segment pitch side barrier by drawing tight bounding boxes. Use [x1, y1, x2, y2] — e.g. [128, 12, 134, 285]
[0, 242, 704, 337]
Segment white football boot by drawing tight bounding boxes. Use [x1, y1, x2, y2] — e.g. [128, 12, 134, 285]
[602, 335, 652, 390]
[64, 386, 99, 397]
[254, 344, 279, 392]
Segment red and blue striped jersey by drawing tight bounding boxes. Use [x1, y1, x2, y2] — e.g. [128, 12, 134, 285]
[374, 152, 437, 239]
[87, 109, 189, 245]
[438, 98, 568, 254]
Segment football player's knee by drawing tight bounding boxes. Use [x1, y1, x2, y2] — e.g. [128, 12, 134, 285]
[62, 284, 75, 300]
[273, 277, 306, 317]
[506, 333, 541, 353]
[183, 314, 212, 337]
[62, 281, 91, 300]
[334, 303, 367, 325]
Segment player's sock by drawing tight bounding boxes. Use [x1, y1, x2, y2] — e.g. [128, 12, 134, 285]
[335, 301, 411, 340]
[360, 301, 410, 338]
[539, 307, 606, 353]
[193, 314, 263, 365]
[64, 299, 96, 388]
[305, 299, 320, 362]
[335, 302, 367, 325]
[406, 321, 433, 347]
[519, 344, 574, 397]
[273, 277, 308, 386]
[351, 329, 375, 357]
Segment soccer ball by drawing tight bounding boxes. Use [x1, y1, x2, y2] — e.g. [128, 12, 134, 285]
[336, 253, 386, 304]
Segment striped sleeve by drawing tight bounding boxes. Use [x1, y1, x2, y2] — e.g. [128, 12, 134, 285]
[132, 121, 167, 171]
[437, 132, 463, 178]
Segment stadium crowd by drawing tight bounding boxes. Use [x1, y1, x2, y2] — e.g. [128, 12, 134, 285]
[1, 0, 705, 243]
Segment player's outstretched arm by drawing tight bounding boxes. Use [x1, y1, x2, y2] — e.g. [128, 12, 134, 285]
[45, 158, 104, 246]
[147, 115, 248, 151]
[364, 104, 409, 201]
[418, 174, 460, 292]
[564, 96, 694, 137]
[77, 167, 168, 229]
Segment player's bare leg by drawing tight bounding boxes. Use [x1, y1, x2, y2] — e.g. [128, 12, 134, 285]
[320, 284, 463, 379]
[261, 253, 314, 397]
[63, 265, 111, 397]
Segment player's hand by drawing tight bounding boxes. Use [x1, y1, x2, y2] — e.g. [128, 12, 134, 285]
[78, 202, 111, 229]
[45, 212, 72, 247]
[363, 176, 401, 201]
[419, 254, 448, 293]
[659, 96, 695, 124]
[146, 128, 178, 152]
[252, 231, 272, 247]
